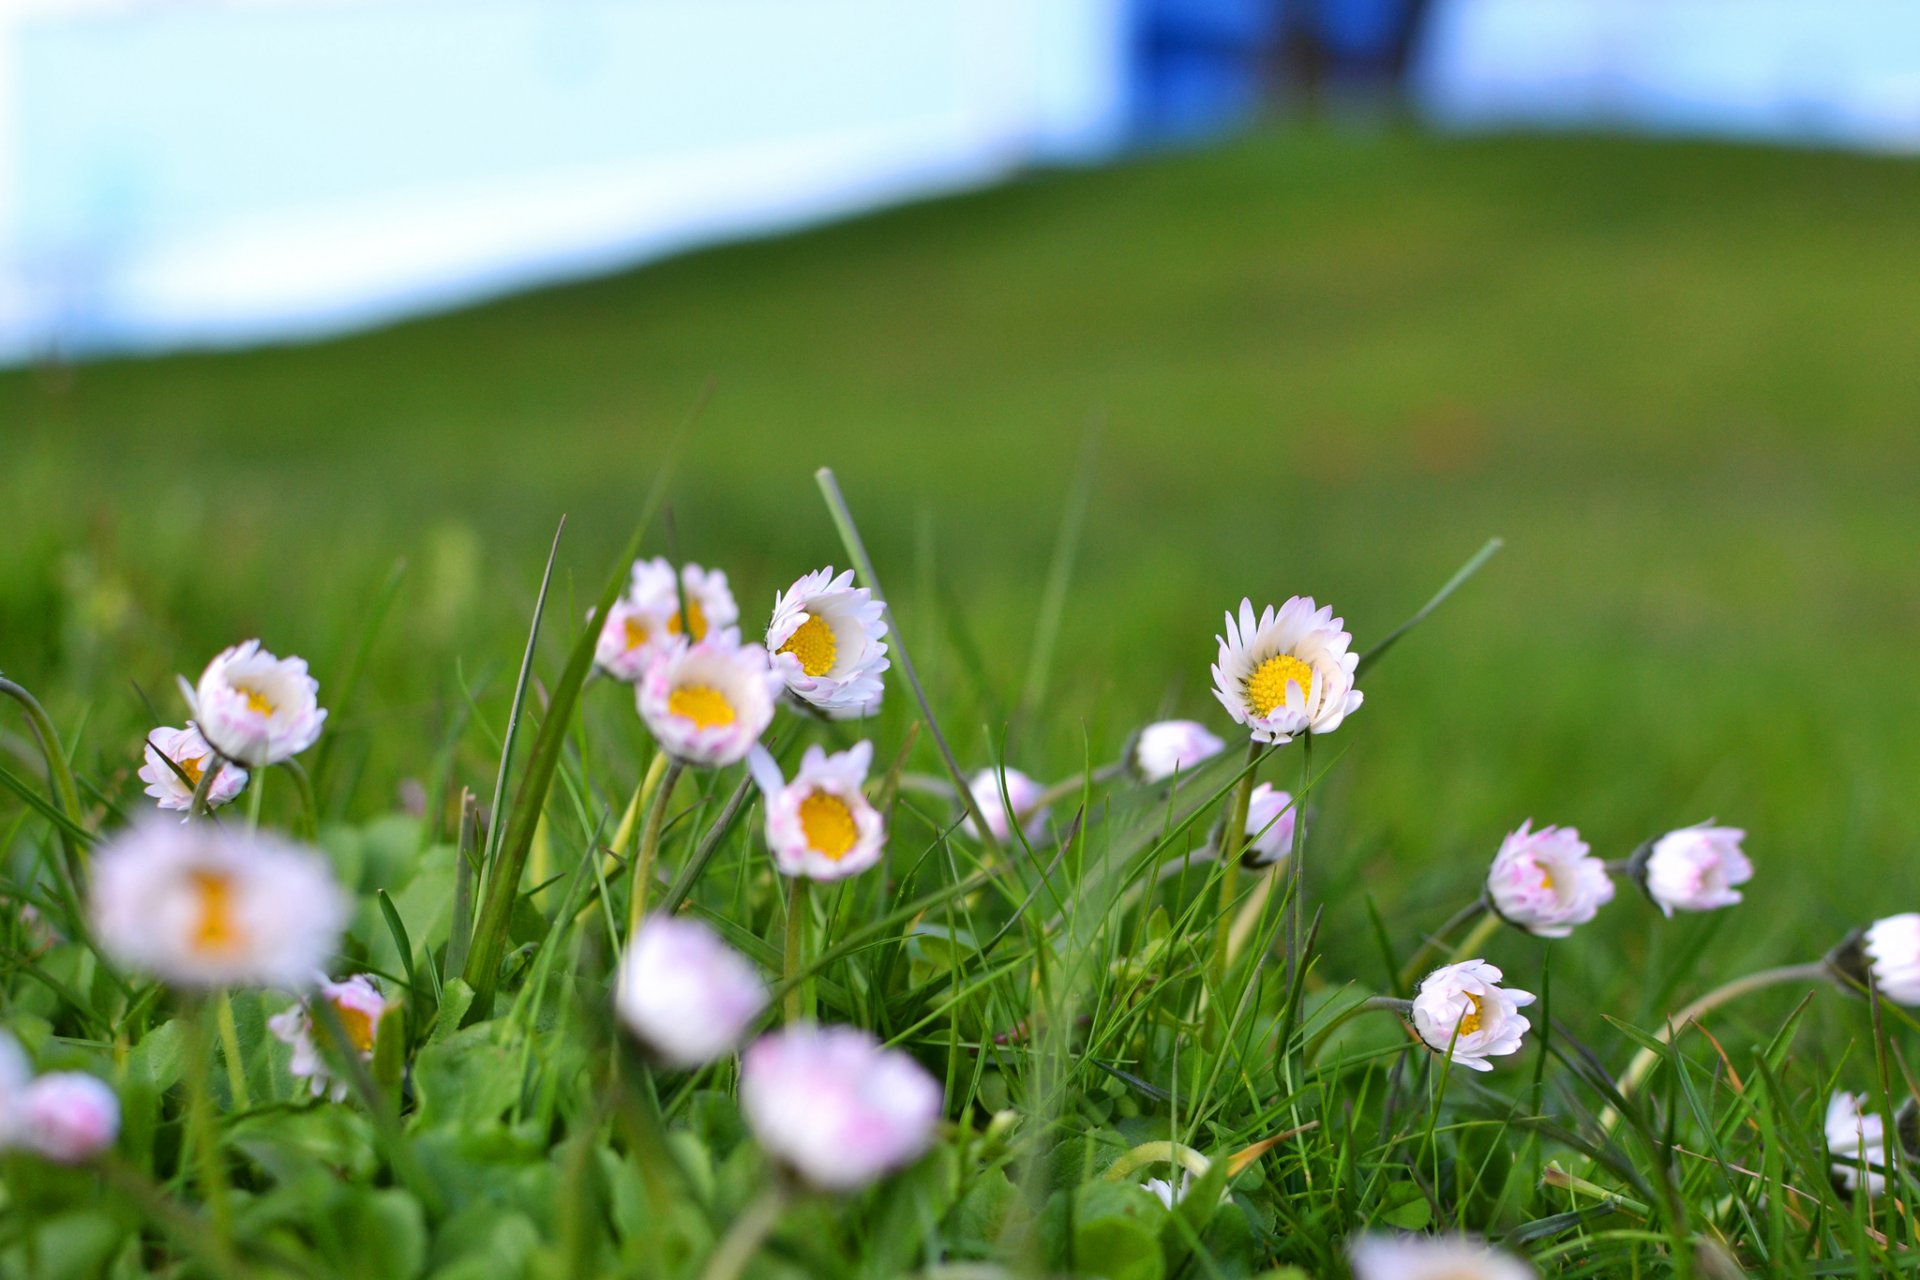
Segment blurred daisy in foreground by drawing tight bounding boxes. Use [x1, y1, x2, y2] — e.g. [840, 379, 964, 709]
[616, 915, 768, 1067]
[1210, 597, 1362, 746]
[269, 974, 394, 1101]
[1241, 784, 1299, 868]
[1348, 1233, 1535, 1280]
[17, 1073, 120, 1164]
[1826, 1092, 1895, 1197]
[749, 742, 886, 881]
[139, 724, 248, 812]
[963, 766, 1049, 845]
[1632, 823, 1751, 916]
[191, 640, 327, 767]
[637, 637, 781, 768]
[740, 1024, 941, 1191]
[1410, 960, 1535, 1073]
[1485, 821, 1614, 938]
[767, 567, 889, 719]
[1132, 720, 1225, 785]
[90, 820, 347, 989]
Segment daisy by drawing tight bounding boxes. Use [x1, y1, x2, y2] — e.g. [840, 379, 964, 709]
[1348, 1234, 1536, 1280]
[962, 766, 1049, 845]
[1635, 823, 1751, 917]
[636, 636, 782, 768]
[268, 974, 394, 1101]
[1410, 960, 1535, 1072]
[1485, 821, 1614, 938]
[192, 640, 327, 767]
[767, 567, 889, 718]
[16, 1073, 119, 1164]
[139, 724, 248, 812]
[748, 742, 886, 881]
[1209, 597, 1362, 745]
[616, 915, 769, 1067]
[739, 1024, 942, 1192]
[1859, 915, 1920, 1004]
[89, 819, 348, 989]
[1133, 720, 1225, 784]
[593, 596, 670, 683]
[1242, 783, 1299, 867]
[629, 557, 738, 647]
[1827, 1092, 1894, 1197]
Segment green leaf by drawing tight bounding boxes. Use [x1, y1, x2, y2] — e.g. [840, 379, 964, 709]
[413, 1025, 523, 1128]
[1378, 1181, 1433, 1230]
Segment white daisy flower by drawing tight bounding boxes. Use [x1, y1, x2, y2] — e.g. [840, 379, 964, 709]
[89, 820, 348, 989]
[268, 974, 394, 1101]
[963, 766, 1049, 845]
[1242, 783, 1299, 867]
[1861, 915, 1920, 1004]
[1348, 1233, 1536, 1280]
[1827, 1092, 1894, 1197]
[616, 915, 769, 1068]
[1410, 959, 1536, 1073]
[1636, 823, 1752, 917]
[592, 596, 667, 683]
[636, 636, 782, 768]
[192, 640, 327, 767]
[631, 557, 738, 645]
[740, 1023, 942, 1192]
[17, 1073, 120, 1164]
[139, 724, 248, 813]
[1484, 820, 1615, 938]
[1142, 1174, 1190, 1208]
[1209, 597, 1363, 746]
[766, 567, 890, 719]
[748, 742, 887, 881]
[1133, 720, 1225, 784]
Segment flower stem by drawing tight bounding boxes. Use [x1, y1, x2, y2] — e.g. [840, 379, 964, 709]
[214, 989, 251, 1110]
[1396, 898, 1493, 991]
[185, 1001, 233, 1240]
[699, 1181, 790, 1280]
[279, 758, 318, 841]
[1100, 1140, 1213, 1183]
[1304, 995, 1413, 1065]
[0, 676, 89, 879]
[783, 875, 811, 1023]
[1208, 744, 1263, 994]
[1283, 732, 1312, 987]
[1447, 910, 1502, 967]
[626, 759, 685, 939]
[188, 750, 226, 818]
[1031, 759, 1129, 814]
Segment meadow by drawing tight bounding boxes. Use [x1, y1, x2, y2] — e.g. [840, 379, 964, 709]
[4, 126, 1920, 1277]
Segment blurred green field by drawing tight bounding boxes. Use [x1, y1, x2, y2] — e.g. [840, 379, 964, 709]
[6, 124, 1920, 1017]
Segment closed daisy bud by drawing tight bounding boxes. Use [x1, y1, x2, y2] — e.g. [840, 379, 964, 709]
[0, 1031, 27, 1148]
[1348, 1234, 1536, 1280]
[740, 1024, 942, 1192]
[1632, 823, 1752, 917]
[1210, 597, 1363, 746]
[193, 640, 327, 767]
[268, 974, 392, 1101]
[1485, 820, 1614, 938]
[636, 636, 781, 768]
[18, 1073, 119, 1164]
[616, 915, 768, 1068]
[767, 567, 889, 719]
[748, 743, 886, 881]
[1826, 1092, 1894, 1197]
[89, 820, 348, 989]
[139, 724, 248, 813]
[1242, 783, 1299, 867]
[963, 767, 1049, 845]
[1411, 959, 1536, 1072]
[1133, 720, 1225, 784]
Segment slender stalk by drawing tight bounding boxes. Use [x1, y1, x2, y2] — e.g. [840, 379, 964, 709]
[184, 1000, 233, 1240]
[1305, 995, 1413, 1065]
[279, 759, 318, 841]
[1099, 1140, 1212, 1183]
[244, 763, 266, 833]
[658, 770, 759, 917]
[626, 759, 685, 938]
[1396, 898, 1493, 990]
[1030, 759, 1128, 814]
[1355, 537, 1503, 675]
[1208, 744, 1263, 992]
[2, 676, 89, 877]
[1283, 732, 1312, 987]
[1446, 910, 1502, 968]
[187, 749, 225, 818]
[213, 989, 251, 1110]
[699, 1181, 790, 1280]
[783, 875, 810, 1023]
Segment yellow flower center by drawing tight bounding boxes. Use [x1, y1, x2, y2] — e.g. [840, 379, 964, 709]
[665, 598, 708, 641]
[779, 614, 838, 677]
[1538, 866, 1555, 892]
[667, 683, 735, 730]
[1457, 991, 1485, 1038]
[180, 754, 207, 787]
[334, 998, 377, 1053]
[798, 789, 859, 858]
[188, 869, 244, 956]
[1245, 654, 1314, 718]
[238, 685, 275, 717]
[622, 617, 650, 651]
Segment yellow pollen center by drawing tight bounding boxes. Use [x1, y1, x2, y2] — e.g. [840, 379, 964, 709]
[665, 599, 708, 641]
[1538, 867, 1556, 892]
[798, 789, 859, 858]
[238, 685, 275, 717]
[1245, 654, 1314, 718]
[778, 614, 838, 678]
[622, 617, 650, 651]
[334, 999, 377, 1053]
[1457, 992, 1485, 1037]
[667, 684, 736, 730]
[180, 754, 207, 787]
[188, 870, 244, 956]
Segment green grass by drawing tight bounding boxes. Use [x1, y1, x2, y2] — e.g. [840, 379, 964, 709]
[6, 126, 1920, 1275]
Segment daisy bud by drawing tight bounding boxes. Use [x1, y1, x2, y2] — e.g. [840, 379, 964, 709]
[616, 915, 768, 1068]
[1410, 959, 1536, 1072]
[193, 640, 327, 767]
[1631, 823, 1751, 917]
[1831, 914, 1920, 1004]
[1485, 820, 1614, 938]
[17, 1073, 119, 1164]
[89, 819, 348, 990]
[748, 743, 886, 881]
[1132, 720, 1225, 784]
[636, 636, 781, 768]
[1210, 597, 1363, 746]
[739, 1024, 942, 1192]
[139, 724, 249, 813]
[0, 1031, 28, 1148]
[962, 767, 1049, 845]
[1142, 1174, 1190, 1208]
[1348, 1233, 1536, 1280]
[767, 567, 890, 719]
[1242, 783, 1299, 867]
[1826, 1092, 1896, 1197]
[268, 974, 393, 1101]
